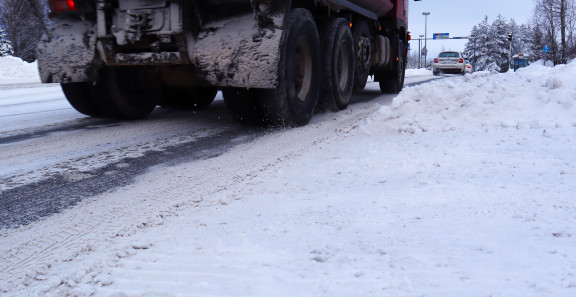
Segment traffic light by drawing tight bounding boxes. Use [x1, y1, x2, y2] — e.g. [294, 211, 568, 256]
[508, 33, 513, 41]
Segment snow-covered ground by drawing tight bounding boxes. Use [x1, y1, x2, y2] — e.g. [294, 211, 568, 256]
[1, 57, 575, 296]
[0, 56, 40, 84]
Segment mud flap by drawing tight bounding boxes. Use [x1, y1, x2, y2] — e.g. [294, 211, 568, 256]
[37, 17, 100, 83]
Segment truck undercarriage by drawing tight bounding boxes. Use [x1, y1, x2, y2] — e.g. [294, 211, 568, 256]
[38, 0, 408, 125]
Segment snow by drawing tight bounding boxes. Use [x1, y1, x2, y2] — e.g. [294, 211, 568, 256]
[1, 57, 576, 296]
[0, 56, 40, 84]
[405, 68, 433, 77]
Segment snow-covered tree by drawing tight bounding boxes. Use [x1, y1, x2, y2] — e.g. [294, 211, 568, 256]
[0, 27, 13, 56]
[491, 15, 512, 71]
[508, 20, 532, 60]
[464, 17, 495, 72]
[465, 16, 536, 72]
[407, 49, 419, 69]
[0, 0, 48, 62]
[526, 25, 546, 62]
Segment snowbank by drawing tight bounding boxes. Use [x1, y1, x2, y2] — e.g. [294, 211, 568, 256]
[0, 56, 40, 84]
[405, 68, 433, 76]
[366, 61, 576, 134]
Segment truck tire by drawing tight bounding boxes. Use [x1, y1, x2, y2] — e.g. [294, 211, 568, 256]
[62, 68, 158, 119]
[160, 87, 217, 109]
[96, 67, 159, 119]
[379, 36, 406, 94]
[318, 18, 355, 112]
[352, 19, 372, 91]
[257, 8, 321, 127]
[222, 88, 262, 125]
[61, 83, 103, 117]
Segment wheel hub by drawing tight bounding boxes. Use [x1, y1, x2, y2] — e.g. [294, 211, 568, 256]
[294, 36, 313, 102]
[357, 36, 371, 72]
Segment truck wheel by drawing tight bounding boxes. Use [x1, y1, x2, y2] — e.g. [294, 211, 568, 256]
[99, 67, 159, 119]
[257, 8, 321, 127]
[318, 18, 355, 112]
[352, 19, 372, 91]
[160, 87, 217, 109]
[379, 36, 405, 94]
[61, 83, 103, 117]
[222, 88, 262, 125]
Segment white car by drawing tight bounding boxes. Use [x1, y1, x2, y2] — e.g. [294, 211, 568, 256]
[433, 51, 466, 75]
[464, 60, 473, 74]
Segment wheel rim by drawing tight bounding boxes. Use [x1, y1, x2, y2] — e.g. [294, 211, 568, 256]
[398, 45, 405, 88]
[337, 39, 352, 91]
[294, 36, 314, 102]
[357, 35, 371, 73]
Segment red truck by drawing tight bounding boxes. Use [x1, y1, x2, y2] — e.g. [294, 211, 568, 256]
[38, 0, 410, 126]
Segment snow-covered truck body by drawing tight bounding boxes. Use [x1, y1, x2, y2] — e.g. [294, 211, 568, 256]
[38, 0, 409, 125]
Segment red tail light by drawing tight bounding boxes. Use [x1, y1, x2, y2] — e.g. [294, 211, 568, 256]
[48, 0, 77, 12]
[434, 58, 438, 63]
[458, 58, 464, 63]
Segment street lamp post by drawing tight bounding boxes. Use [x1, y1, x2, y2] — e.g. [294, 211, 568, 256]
[418, 35, 424, 68]
[422, 12, 430, 69]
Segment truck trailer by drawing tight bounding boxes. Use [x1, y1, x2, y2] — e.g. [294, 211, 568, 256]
[38, 0, 410, 126]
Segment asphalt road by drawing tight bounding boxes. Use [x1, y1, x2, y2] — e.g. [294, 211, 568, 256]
[0, 77, 439, 229]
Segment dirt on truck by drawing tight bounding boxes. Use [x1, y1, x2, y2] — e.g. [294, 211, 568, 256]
[38, 0, 410, 126]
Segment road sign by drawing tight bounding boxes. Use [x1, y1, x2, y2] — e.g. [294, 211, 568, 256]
[433, 33, 449, 40]
[543, 46, 550, 53]
[421, 47, 428, 56]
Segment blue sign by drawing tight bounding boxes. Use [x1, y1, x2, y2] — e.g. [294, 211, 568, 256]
[433, 33, 449, 40]
[543, 46, 550, 53]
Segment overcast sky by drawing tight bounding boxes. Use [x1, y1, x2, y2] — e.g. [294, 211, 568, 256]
[408, 0, 536, 59]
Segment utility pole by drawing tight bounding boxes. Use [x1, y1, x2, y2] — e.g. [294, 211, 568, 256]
[418, 35, 424, 68]
[508, 33, 513, 71]
[422, 12, 430, 69]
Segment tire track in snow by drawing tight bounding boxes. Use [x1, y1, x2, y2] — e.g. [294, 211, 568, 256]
[0, 128, 262, 229]
[0, 78, 436, 295]
[0, 118, 118, 145]
[0, 95, 392, 296]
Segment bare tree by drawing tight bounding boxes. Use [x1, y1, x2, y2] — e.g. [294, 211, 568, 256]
[565, 0, 576, 58]
[0, 0, 48, 62]
[407, 50, 420, 69]
[559, 0, 568, 63]
[533, 0, 576, 64]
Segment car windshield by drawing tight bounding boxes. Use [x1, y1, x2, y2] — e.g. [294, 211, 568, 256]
[439, 52, 459, 58]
